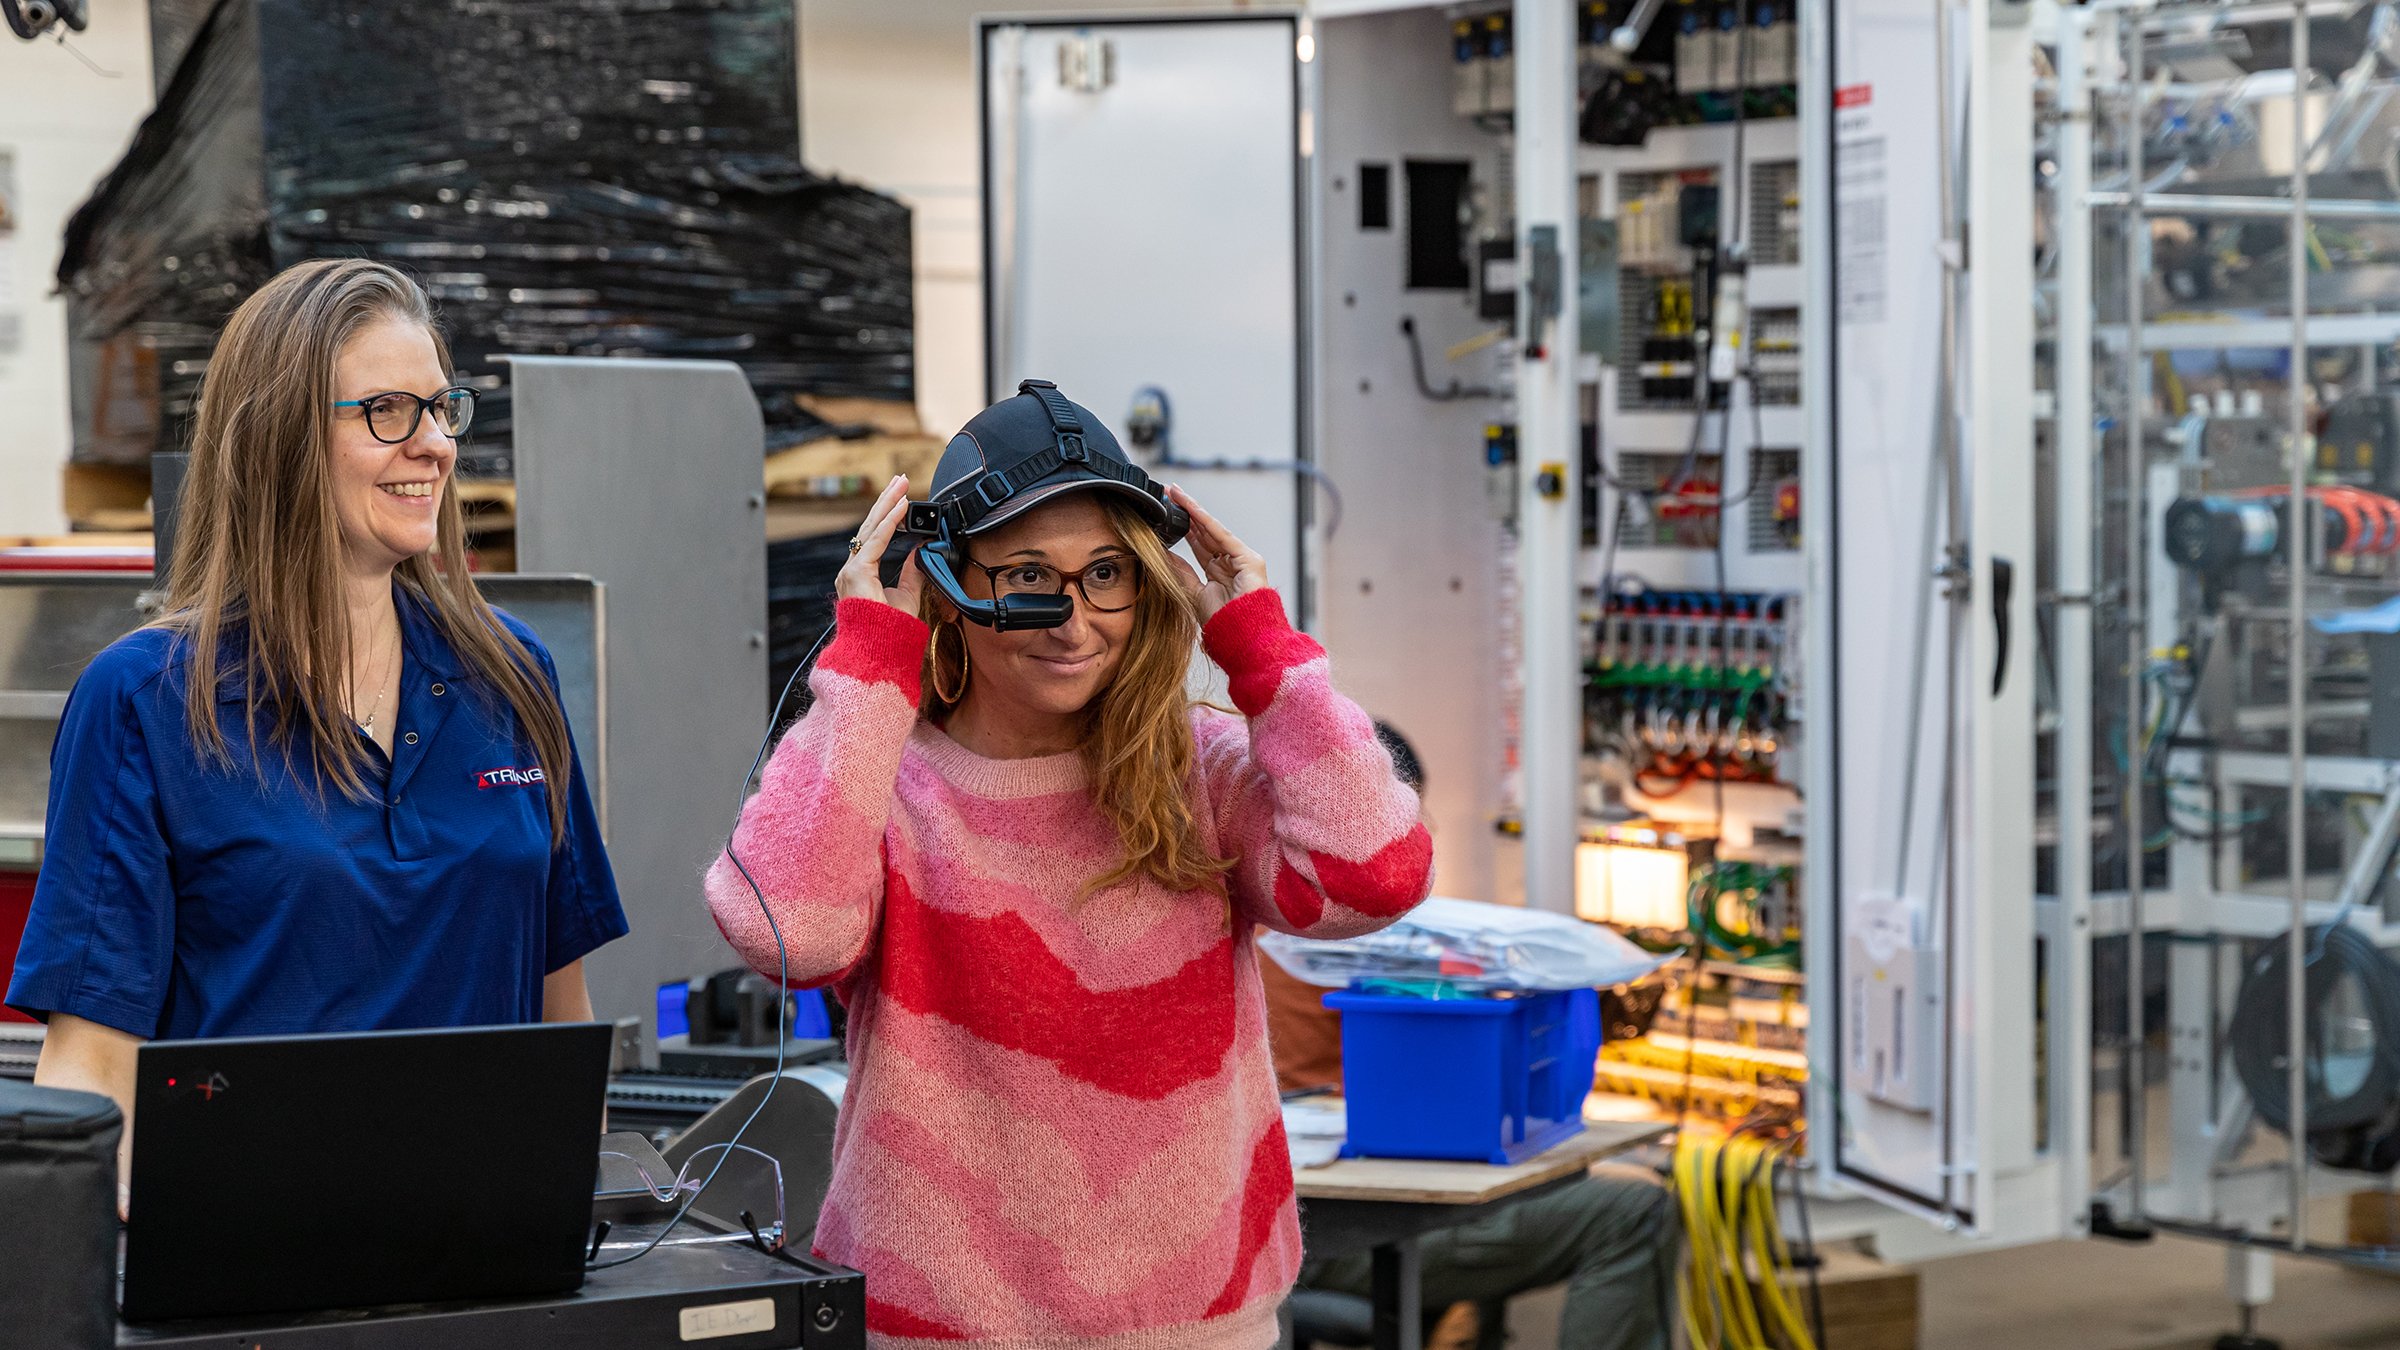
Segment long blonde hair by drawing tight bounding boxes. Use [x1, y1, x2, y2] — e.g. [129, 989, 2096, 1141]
[922, 495, 1233, 894]
[160, 258, 575, 846]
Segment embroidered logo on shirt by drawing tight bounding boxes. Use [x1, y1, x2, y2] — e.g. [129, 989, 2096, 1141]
[475, 765, 547, 790]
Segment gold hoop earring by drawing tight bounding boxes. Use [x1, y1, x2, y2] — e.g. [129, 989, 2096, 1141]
[930, 620, 971, 704]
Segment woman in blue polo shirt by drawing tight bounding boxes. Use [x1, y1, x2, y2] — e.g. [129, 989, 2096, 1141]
[7, 259, 626, 1192]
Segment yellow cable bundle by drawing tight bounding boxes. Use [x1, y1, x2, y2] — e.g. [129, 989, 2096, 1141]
[1672, 1127, 1819, 1350]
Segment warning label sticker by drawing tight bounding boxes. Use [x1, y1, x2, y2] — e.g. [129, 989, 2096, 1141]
[1836, 135, 1887, 325]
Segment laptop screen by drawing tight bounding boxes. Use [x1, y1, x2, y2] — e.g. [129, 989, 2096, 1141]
[123, 1021, 612, 1323]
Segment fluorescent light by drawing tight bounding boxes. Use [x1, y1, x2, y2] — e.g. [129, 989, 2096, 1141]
[1576, 841, 1689, 929]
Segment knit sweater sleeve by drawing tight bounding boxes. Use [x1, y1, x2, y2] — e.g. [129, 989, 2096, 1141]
[704, 598, 926, 989]
[1196, 589, 1434, 939]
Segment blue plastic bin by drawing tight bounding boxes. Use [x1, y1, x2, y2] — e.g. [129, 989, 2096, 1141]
[1326, 986, 1602, 1165]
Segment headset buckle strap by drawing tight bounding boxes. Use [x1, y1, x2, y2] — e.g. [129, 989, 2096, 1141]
[973, 471, 1013, 510]
[1057, 433, 1089, 465]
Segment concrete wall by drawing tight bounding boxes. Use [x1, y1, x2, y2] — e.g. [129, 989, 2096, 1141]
[0, 2, 154, 536]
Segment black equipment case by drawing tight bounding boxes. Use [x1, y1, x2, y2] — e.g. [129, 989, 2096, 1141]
[0, 1079, 122, 1350]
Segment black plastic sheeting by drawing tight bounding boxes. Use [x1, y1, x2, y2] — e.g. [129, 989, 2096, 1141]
[765, 527, 850, 732]
[61, 0, 912, 475]
[146, 0, 215, 95]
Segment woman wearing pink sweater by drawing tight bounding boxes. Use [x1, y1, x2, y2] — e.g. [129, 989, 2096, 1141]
[705, 381, 1433, 1349]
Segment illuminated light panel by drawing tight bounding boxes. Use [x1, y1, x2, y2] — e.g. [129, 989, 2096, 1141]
[1575, 840, 1690, 929]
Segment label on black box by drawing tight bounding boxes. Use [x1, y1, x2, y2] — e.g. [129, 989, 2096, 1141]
[680, 1296, 777, 1341]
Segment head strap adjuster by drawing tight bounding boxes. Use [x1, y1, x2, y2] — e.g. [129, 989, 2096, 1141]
[1057, 433, 1088, 465]
[973, 471, 1013, 510]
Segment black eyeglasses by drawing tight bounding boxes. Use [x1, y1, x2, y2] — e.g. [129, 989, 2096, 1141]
[332, 386, 476, 445]
[966, 552, 1143, 613]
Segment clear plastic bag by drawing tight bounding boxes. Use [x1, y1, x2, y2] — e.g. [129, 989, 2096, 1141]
[1260, 896, 1674, 992]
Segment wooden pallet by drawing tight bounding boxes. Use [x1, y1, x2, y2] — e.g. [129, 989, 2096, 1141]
[2349, 1190, 2400, 1274]
[763, 432, 942, 500]
[63, 463, 152, 532]
[765, 396, 942, 506]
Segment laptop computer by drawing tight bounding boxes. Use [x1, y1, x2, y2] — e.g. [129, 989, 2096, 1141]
[121, 1022, 613, 1324]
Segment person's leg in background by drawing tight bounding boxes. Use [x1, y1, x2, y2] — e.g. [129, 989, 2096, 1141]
[1298, 1163, 1680, 1350]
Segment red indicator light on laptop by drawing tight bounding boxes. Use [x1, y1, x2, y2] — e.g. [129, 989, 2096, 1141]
[167, 1077, 176, 1086]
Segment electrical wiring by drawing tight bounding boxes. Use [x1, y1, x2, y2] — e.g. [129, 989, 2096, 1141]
[2103, 630, 2227, 854]
[2231, 923, 2400, 1154]
[1711, 380, 1781, 515]
[1740, 1144, 1817, 1349]
[1673, 1124, 1820, 1350]
[1672, 942, 1710, 1139]
[1674, 1133, 1744, 1347]
[1595, 590, 1789, 793]
[1689, 862, 1802, 967]
[1654, 376, 1743, 1135]
[1597, 493, 1633, 622]
[2163, 788, 2264, 828]
[1596, 98, 1749, 556]
[1399, 316, 1500, 401]
[1597, 373, 1718, 527]
[1124, 386, 1348, 538]
[1675, 121, 1746, 1126]
[1159, 454, 1347, 539]
[1783, 1142, 1831, 1350]
[1657, 16, 1760, 1147]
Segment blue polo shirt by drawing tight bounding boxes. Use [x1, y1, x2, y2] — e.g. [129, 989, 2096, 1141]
[5, 586, 628, 1040]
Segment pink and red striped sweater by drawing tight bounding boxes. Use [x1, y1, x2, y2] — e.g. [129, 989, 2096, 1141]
[704, 589, 1433, 1350]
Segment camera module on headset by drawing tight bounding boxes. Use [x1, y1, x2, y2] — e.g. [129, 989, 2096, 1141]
[890, 379, 1192, 632]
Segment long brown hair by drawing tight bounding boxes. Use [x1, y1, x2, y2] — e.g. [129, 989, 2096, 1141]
[922, 495, 1233, 894]
[159, 258, 575, 845]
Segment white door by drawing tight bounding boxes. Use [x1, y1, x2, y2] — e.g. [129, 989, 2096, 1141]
[981, 14, 1309, 624]
[1808, 0, 2058, 1240]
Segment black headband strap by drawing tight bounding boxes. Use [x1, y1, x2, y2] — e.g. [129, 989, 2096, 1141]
[929, 381, 1180, 538]
[1019, 378, 1084, 437]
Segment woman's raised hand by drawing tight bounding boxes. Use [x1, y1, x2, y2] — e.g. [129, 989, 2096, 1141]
[1165, 484, 1269, 623]
[836, 475, 926, 613]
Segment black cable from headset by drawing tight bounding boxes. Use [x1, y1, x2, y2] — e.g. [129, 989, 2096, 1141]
[588, 621, 834, 1270]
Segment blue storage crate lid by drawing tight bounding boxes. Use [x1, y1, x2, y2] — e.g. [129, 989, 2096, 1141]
[1323, 987, 1520, 1016]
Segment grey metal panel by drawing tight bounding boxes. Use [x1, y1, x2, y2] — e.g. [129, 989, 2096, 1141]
[478, 574, 609, 834]
[508, 356, 766, 1053]
[0, 572, 605, 877]
[152, 453, 191, 588]
[0, 575, 151, 850]
[1311, 9, 1511, 906]
[0, 575, 151, 694]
